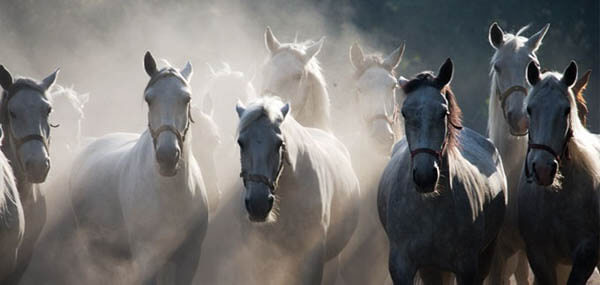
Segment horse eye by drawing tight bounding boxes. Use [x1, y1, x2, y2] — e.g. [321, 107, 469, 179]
[564, 106, 571, 116]
[494, 64, 501, 73]
[526, 107, 531, 115]
[237, 139, 244, 149]
[47, 107, 52, 115]
[184, 96, 191, 104]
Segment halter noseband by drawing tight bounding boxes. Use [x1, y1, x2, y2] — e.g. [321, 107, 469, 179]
[145, 70, 193, 150]
[496, 84, 529, 136]
[524, 128, 573, 181]
[3, 82, 52, 155]
[240, 141, 287, 192]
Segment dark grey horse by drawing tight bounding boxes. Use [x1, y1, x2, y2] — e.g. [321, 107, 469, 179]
[378, 59, 507, 284]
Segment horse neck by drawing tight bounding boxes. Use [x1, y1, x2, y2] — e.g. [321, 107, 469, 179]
[297, 69, 330, 130]
[487, 74, 527, 178]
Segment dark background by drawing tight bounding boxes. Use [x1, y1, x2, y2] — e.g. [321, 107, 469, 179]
[0, 0, 597, 134]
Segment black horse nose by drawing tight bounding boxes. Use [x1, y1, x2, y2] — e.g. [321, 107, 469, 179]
[413, 167, 438, 193]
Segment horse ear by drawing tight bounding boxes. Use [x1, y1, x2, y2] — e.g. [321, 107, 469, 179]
[236, 100, 246, 118]
[180, 61, 193, 81]
[0, 65, 13, 90]
[144, 51, 158, 77]
[382, 43, 405, 72]
[436, 58, 453, 87]
[280, 103, 290, 119]
[573, 69, 592, 96]
[526, 23, 550, 52]
[304, 37, 324, 62]
[41, 68, 60, 90]
[265, 26, 281, 54]
[489, 22, 504, 49]
[349, 42, 365, 70]
[526, 61, 541, 86]
[203, 92, 214, 117]
[561, 61, 578, 88]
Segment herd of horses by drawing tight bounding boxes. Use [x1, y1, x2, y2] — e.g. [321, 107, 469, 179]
[0, 22, 597, 285]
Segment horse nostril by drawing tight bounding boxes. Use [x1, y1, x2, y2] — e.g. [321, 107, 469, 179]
[549, 161, 558, 176]
[44, 158, 50, 169]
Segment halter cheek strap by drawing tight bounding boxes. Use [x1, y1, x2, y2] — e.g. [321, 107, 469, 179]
[524, 128, 573, 180]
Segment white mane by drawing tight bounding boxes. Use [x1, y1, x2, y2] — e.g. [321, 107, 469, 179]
[237, 97, 285, 134]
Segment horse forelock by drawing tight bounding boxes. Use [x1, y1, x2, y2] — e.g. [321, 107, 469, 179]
[402, 72, 462, 151]
[353, 54, 394, 79]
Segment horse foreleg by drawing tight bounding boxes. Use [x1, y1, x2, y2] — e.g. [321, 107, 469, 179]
[298, 244, 326, 285]
[170, 221, 207, 285]
[526, 245, 557, 285]
[476, 238, 498, 284]
[567, 237, 599, 285]
[388, 246, 417, 285]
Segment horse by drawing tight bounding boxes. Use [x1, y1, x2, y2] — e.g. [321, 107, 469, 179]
[48, 85, 89, 158]
[337, 42, 406, 285]
[235, 96, 359, 284]
[518, 61, 600, 285]
[69, 52, 208, 284]
[0, 65, 58, 283]
[378, 59, 507, 284]
[261, 27, 331, 131]
[486, 22, 550, 284]
[0, 126, 24, 283]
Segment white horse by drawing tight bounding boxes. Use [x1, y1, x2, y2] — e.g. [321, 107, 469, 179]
[519, 61, 600, 284]
[0, 65, 58, 283]
[48, 85, 89, 157]
[337, 42, 405, 285]
[261, 27, 331, 131]
[0, 126, 24, 283]
[235, 96, 359, 284]
[69, 52, 208, 284]
[379, 59, 507, 284]
[486, 22, 549, 284]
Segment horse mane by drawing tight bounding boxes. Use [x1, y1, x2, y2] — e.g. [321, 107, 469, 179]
[402, 72, 463, 151]
[237, 97, 286, 135]
[527, 72, 600, 184]
[573, 70, 591, 126]
[49, 84, 86, 112]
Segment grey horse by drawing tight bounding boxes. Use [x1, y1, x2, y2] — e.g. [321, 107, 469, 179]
[0, 65, 58, 284]
[378, 59, 507, 284]
[519, 60, 600, 285]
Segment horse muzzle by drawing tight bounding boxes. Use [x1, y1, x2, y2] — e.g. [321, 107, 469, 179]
[531, 158, 558, 187]
[155, 142, 181, 177]
[244, 184, 274, 222]
[412, 156, 440, 193]
[19, 140, 51, 183]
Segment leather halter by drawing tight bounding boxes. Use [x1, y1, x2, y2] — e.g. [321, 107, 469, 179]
[409, 119, 462, 162]
[524, 128, 573, 180]
[3, 82, 51, 154]
[145, 70, 193, 150]
[496, 84, 529, 136]
[240, 141, 287, 192]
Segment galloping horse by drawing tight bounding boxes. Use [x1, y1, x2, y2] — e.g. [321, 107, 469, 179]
[0, 126, 24, 283]
[69, 52, 208, 284]
[339, 42, 406, 285]
[519, 61, 600, 284]
[486, 22, 549, 284]
[0, 65, 58, 283]
[379, 59, 507, 284]
[235, 96, 359, 284]
[261, 27, 331, 131]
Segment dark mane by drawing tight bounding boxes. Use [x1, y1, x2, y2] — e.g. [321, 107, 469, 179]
[402, 71, 463, 151]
